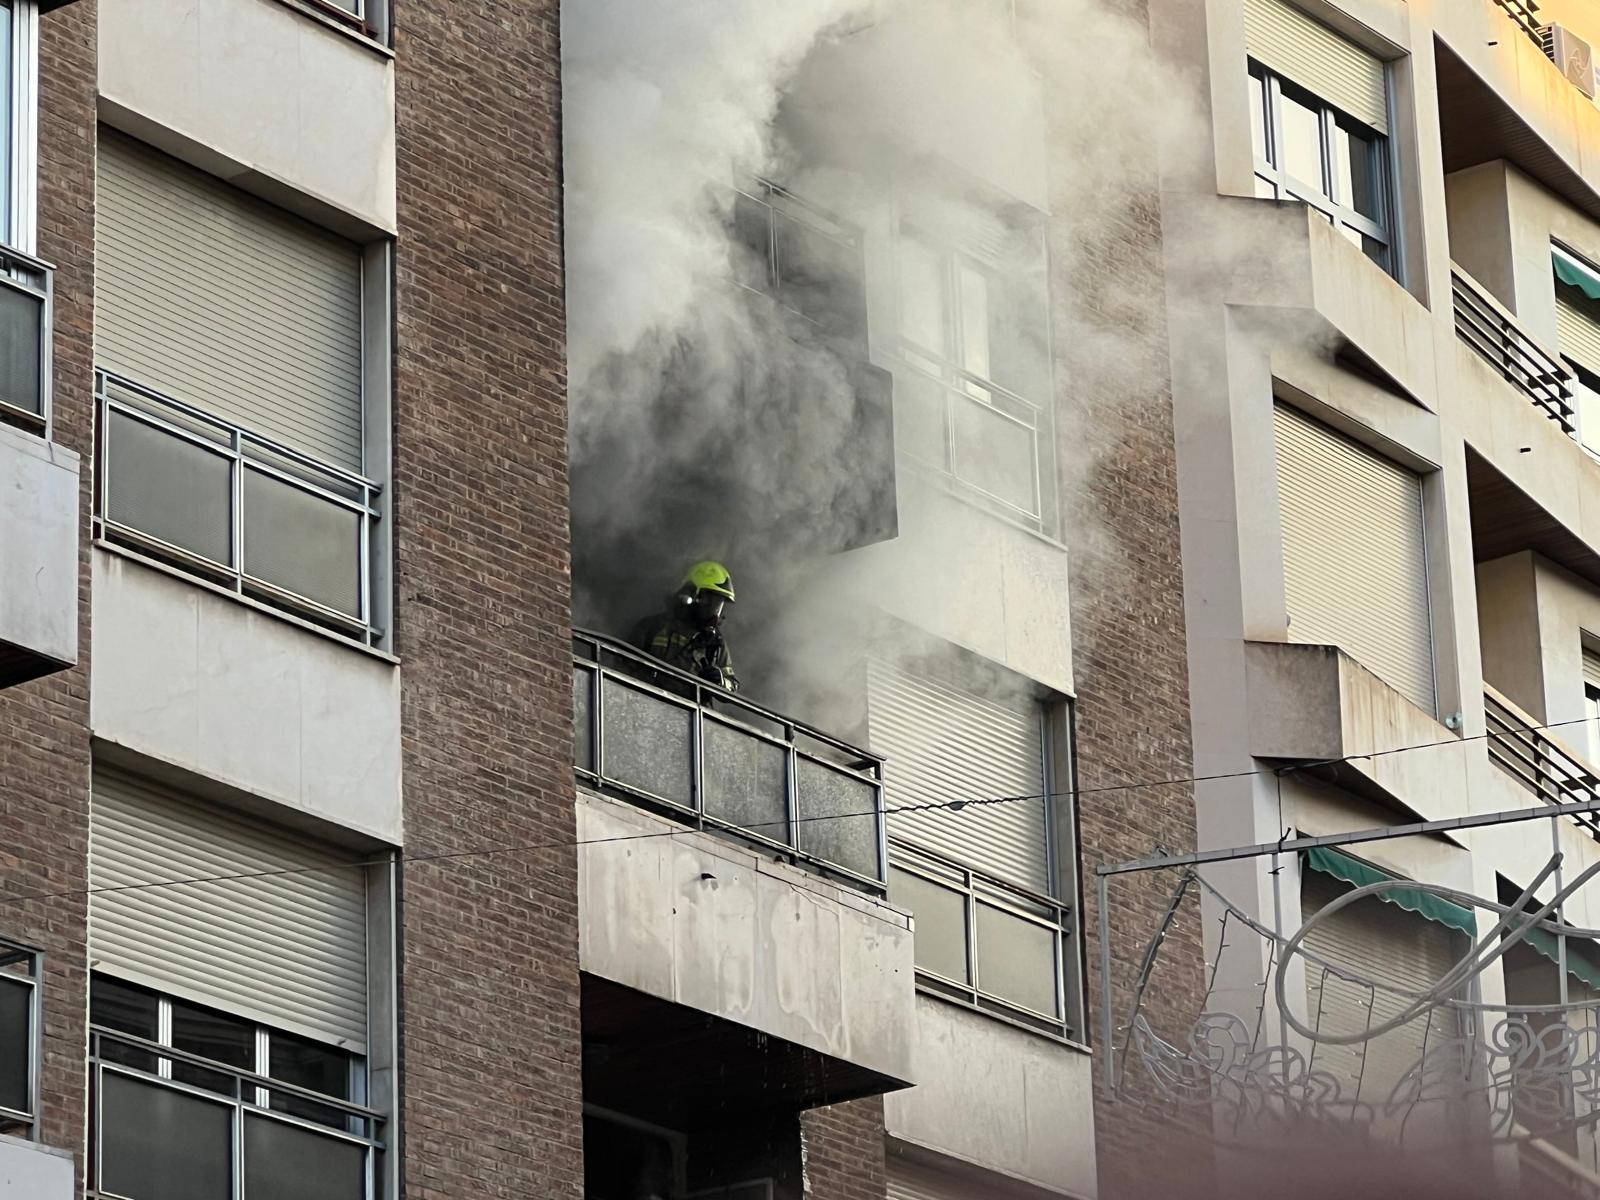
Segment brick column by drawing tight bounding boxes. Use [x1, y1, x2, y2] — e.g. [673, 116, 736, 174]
[802, 1098, 888, 1200]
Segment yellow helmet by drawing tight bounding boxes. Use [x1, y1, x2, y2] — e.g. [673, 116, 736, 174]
[681, 560, 735, 602]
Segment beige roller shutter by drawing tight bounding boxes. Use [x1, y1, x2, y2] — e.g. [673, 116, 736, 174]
[95, 130, 364, 471]
[1274, 403, 1435, 713]
[887, 1160, 970, 1200]
[868, 660, 1049, 894]
[1301, 870, 1464, 1110]
[1556, 285, 1600, 375]
[1244, 0, 1388, 132]
[90, 769, 369, 1051]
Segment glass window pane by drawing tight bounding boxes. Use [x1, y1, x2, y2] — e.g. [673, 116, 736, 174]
[1335, 120, 1381, 220]
[1279, 91, 1326, 196]
[244, 1114, 366, 1200]
[574, 665, 595, 772]
[1587, 685, 1600, 765]
[0, 2, 11, 242]
[975, 903, 1059, 1017]
[106, 409, 234, 565]
[242, 467, 362, 618]
[703, 718, 789, 843]
[0, 975, 29, 1115]
[600, 677, 694, 806]
[899, 238, 949, 358]
[957, 263, 992, 379]
[775, 210, 864, 334]
[795, 757, 880, 880]
[951, 394, 1039, 516]
[171, 999, 254, 1073]
[99, 1071, 234, 1200]
[268, 1031, 355, 1129]
[1248, 71, 1268, 161]
[0, 281, 42, 415]
[729, 190, 773, 294]
[889, 868, 970, 984]
[91, 978, 160, 1041]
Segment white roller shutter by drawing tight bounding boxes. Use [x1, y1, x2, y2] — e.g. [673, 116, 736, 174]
[1244, 0, 1389, 132]
[1301, 869, 1463, 1109]
[90, 769, 369, 1051]
[868, 660, 1049, 894]
[95, 130, 364, 471]
[887, 1160, 970, 1200]
[1556, 286, 1600, 375]
[1274, 404, 1435, 713]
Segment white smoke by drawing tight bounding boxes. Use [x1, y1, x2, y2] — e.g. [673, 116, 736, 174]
[562, 0, 1202, 720]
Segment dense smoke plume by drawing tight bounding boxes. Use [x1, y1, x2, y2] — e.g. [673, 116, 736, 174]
[562, 0, 1196, 715]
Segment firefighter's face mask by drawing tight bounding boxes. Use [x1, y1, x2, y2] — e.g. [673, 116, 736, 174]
[692, 592, 727, 628]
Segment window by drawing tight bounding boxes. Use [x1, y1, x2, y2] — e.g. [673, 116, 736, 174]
[0, 0, 48, 431]
[1584, 648, 1600, 766]
[0, 937, 39, 1140]
[893, 206, 1054, 529]
[92, 132, 389, 647]
[1552, 245, 1600, 456]
[89, 978, 376, 1200]
[869, 659, 1080, 1036]
[1249, 62, 1394, 271]
[729, 179, 866, 340]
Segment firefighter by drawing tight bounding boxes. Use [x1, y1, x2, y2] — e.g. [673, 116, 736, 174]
[629, 561, 739, 692]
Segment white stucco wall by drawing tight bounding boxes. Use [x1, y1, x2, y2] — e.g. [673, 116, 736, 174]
[0, 425, 78, 676]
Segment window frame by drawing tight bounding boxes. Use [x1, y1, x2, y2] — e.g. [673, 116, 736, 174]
[1249, 61, 1394, 274]
[0, 936, 41, 1141]
[88, 976, 380, 1200]
[1, 0, 37, 255]
[885, 696, 1085, 1041]
[893, 221, 1058, 534]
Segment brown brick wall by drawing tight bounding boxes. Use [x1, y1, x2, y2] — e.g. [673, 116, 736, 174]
[0, 0, 97, 1182]
[1048, 103, 1214, 1200]
[801, 1098, 887, 1200]
[391, 0, 583, 1196]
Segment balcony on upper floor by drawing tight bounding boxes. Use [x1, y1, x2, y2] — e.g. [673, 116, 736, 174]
[0, 246, 77, 689]
[1453, 264, 1579, 437]
[572, 629, 887, 893]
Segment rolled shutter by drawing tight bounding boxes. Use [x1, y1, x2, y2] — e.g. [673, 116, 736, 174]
[1556, 285, 1600, 375]
[887, 1160, 965, 1200]
[90, 769, 369, 1052]
[868, 660, 1049, 894]
[1301, 869, 1463, 1106]
[1274, 404, 1435, 713]
[1244, 0, 1388, 132]
[95, 130, 364, 471]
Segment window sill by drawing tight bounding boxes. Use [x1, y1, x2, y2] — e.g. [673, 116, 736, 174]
[266, 0, 393, 58]
[913, 979, 1090, 1053]
[94, 538, 399, 666]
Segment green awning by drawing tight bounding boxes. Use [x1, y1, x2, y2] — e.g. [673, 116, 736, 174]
[1553, 245, 1600, 301]
[1518, 922, 1600, 992]
[1304, 845, 1478, 937]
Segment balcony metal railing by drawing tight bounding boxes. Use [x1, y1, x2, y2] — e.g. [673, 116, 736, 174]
[95, 371, 383, 645]
[573, 629, 888, 892]
[0, 245, 52, 429]
[88, 1026, 382, 1200]
[1454, 268, 1577, 436]
[0, 937, 40, 1140]
[889, 837, 1075, 1037]
[1493, 0, 1546, 47]
[1485, 686, 1600, 839]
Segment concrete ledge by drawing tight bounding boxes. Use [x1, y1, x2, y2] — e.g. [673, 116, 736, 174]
[0, 424, 78, 685]
[90, 549, 402, 844]
[884, 996, 1096, 1199]
[0, 1135, 73, 1200]
[1244, 641, 1470, 822]
[577, 788, 916, 1087]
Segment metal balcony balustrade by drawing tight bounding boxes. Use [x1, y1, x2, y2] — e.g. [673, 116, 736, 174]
[1493, 0, 1545, 47]
[889, 837, 1076, 1037]
[95, 371, 383, 645]
[1485, 685, 1600, 840]
[1453, 267, 1577, 436]
[0, 245, 51, 430]
[0, 937, 40, 1139]
[87, 1026, 382, 1200]
[572, 630, 888, 893]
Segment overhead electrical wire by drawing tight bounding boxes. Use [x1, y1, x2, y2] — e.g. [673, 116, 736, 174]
[2, 707, 1598, 911]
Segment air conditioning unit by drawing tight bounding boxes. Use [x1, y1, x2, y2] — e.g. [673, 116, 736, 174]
[1542, 23, 1597, 99]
